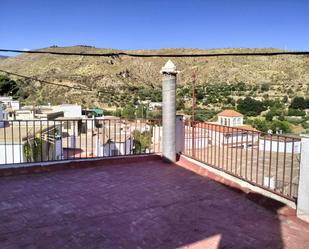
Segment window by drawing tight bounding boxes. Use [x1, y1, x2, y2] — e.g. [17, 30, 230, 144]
[237, 118, 241, 125]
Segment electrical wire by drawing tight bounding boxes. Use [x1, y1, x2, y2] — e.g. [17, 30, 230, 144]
[0, 69, 113, 93]
[1, 48, 309, 57]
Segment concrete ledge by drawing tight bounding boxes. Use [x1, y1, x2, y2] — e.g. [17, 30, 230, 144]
[177, 155, 296, 208]
[176, 155, 309, 226]
[177, 155, 304, 215]
[0, 154, 162, 177]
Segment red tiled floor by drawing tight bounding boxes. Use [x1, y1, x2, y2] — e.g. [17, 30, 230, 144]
[0, 159, 308, 249]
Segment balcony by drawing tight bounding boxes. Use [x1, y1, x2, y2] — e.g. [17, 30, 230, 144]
[1, 156, 309, 248]
[0, 118, 309, 248]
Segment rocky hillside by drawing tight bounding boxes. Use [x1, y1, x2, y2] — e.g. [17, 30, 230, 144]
[0, 46, 308, 107]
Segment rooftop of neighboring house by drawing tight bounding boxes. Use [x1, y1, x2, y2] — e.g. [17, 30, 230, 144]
[0, 123, 56, 143]
[185, 123, 259, 136]
[55, 116, 82, 121]
[263, 134, 301, 142]
[217, 109, 244, 117]
[209, 124, 259, 133]
[0, 157, 308, 248]
[97, 115, 121, 120]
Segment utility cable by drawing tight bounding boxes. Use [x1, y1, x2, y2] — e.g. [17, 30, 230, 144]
[1, 48, 309, 57]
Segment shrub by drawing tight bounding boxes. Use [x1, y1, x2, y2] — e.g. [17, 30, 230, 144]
[237, 97, 266, 116]
[290, 97, 309, 110]
[287, 108, 306, 116]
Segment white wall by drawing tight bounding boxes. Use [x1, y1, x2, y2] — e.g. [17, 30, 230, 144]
[0, 143, 24, 164]
[185, 137, 209, 149]
[0, 107, 6, 127]
[96, 138, 133, 156]
[259, 139, 301, 153]
[218, 116, 243, 127]
[10, 101, 20, 110]
[185, 128, 257, 148]
[54, 104, 82, 118]
[55, 139, 63, 160]
[0, 97, 20, 111]
[297, 136, 309, 222]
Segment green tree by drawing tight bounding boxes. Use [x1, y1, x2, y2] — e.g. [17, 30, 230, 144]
[288, 108, 305, 116]
[133, 130, 152, 153]
[265, 112, 274, 121]
[290, 97, 308, 110]
[0, 75, 19, 96]
[248, 119, 270, 132]
[237, 97, 266, 116]
[271, 120, 291, 133]
[122, 105, 136, 119]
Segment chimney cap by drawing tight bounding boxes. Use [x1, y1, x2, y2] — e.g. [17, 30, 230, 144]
[160, 60, 177, 74]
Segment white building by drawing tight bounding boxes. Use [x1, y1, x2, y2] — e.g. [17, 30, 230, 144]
[95, 135, 133, 156]
[0, 123, 63, 164]
[95, 123, 133, 156]
[217, 109, 244, 127]
[0, 96, 20, 111]
[184, 124, 259, 149]
[15, 108, 35, 120]
[259, 135, 301, 153]
[53, 104, 82, 118]
[184, 110, 259, 149]
[149, 102, 162, 110]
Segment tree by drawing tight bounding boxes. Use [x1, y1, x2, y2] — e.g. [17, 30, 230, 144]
[248, 119, 270, 132]
[271, 120, 291, 133]
[287, 108, 305, 116]
[290, 97, 308, 110]
[121, 105, 136, 119]
[237, 97, 266, 116]
[133, 130, 152, 153]
[0, 75, 19, 96]
[265, 112, 274, 121]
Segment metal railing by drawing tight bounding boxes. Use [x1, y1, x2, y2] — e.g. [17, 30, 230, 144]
[0, 118, 162, 167]
[183, 121, 301, 200]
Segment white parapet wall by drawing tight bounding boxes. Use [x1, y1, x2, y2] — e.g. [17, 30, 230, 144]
[297, 135, 309, 222]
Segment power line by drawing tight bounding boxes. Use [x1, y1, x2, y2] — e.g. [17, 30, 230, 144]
[0, 69, 89, 90]
[1, 48, 309, 57]
[0, 69, 113, 93]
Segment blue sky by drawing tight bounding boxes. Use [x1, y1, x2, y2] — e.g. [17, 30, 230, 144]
[1, 0, 309, 55]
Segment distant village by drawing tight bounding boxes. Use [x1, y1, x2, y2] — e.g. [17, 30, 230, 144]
[0, 96, 301, 167]
[0, 96, 156, 164]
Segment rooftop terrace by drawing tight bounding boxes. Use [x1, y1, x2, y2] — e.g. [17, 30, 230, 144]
[0, 156, 308, 249]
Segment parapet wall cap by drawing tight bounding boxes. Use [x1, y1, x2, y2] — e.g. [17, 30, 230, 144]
[160, 60, 177, 74]
[300, 134, 309, 139]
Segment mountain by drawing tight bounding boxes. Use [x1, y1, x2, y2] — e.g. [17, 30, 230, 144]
[0, 46, 308, 108]
[0, 55, 8, 59]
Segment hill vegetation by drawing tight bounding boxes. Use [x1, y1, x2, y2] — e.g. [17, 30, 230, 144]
[0, 46, 308, 134]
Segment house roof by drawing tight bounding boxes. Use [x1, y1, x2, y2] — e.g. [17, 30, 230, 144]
[184, 123, 259, 138]
[206, 124, 258, 133]
[263, 134, 301, 142]
[217, 109, 243, 117]
[0, 124, 56, 143]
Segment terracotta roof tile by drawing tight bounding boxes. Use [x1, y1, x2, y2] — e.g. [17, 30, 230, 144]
[217, 109, 243, 117]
